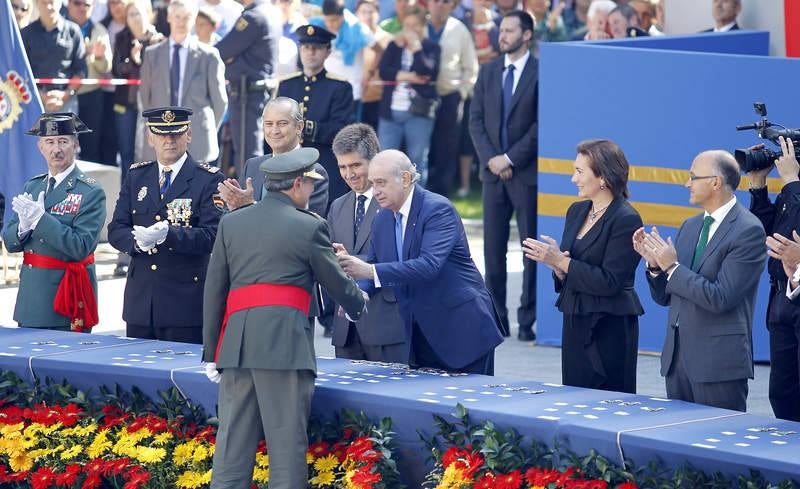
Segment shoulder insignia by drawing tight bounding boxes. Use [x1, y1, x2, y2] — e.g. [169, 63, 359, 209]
[129, 161, 155, 170]
[77, 173, 98, 185]
[199, 163, 220, 173]
[278, 71, 303, 82]
[324, 71, 347, 82]
[235, 17, 249, 31]
[30, 173, 47, 181]
[297, 208, 322, 220]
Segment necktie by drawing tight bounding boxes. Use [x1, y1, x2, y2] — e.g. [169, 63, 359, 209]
[500, 64, 515, 152]
[170, 44, 182, 106]
[691, 215, 715, 268]
[394, 212, 403, 262]
[160, 167, 173, 198]
[354, 194, 367, 243]
[45, 176, 56, 199]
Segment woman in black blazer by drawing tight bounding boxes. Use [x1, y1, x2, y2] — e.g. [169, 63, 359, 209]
[523, 139, 644, 393]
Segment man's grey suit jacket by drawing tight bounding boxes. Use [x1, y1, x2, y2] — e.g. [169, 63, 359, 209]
[138, 37, 227, 163]
[328, 191, 406, 351]
[647, 202, 766, 384]
[240, 153, 329, 217]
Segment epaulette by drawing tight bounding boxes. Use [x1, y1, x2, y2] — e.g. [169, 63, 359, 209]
[77, 173, 98, 185]
[324, 71, 347, 82]
[297, 208, 322, 220]
[278, 71, 303, 82]
[199, 163, 220, 173]
[30, 173, 47, 181]
[129, 161, 155, 170]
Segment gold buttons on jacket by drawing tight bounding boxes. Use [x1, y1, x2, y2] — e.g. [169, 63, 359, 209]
[151, 264, 158, 271]
[193, 276, 199, 282]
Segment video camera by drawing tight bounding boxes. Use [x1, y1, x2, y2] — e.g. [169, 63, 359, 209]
[735, 102, 800, 173]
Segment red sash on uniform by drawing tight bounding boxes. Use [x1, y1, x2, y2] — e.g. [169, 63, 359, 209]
[22, 252, 98, 333]
[215, 283, 312, 361]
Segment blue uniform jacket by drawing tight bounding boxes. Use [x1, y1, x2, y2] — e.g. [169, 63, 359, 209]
[2, 167, 106, 328]
[364, 186, 504, 369]
[107, 155, 224, 328]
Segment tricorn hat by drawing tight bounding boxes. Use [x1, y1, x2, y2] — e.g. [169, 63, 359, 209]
[26, 112, 92, 136]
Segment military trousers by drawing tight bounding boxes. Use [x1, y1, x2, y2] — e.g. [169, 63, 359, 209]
[210, 367, 315, 489]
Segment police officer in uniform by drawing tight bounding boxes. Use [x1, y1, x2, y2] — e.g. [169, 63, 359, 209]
[749, 136, 800, 421]
[108, 107, 225, 344]
[216, 0, 282, 176]
[277, 25, 355, 205]
[203, 148, 366, 489]
[2, 113, 106, 332]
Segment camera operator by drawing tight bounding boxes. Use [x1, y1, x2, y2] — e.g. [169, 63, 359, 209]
[748, 135, 800, 422]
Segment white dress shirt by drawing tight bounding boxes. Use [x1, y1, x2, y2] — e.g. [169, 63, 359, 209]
[354, 187, 374, 222]
[158, 152, 188, 183]
[666, 196, 738, 280]
[501, 50, 530, 167]
[713, 21, 737, 32]
[169, 37, 190, 106]
[372, 188, 414, 287]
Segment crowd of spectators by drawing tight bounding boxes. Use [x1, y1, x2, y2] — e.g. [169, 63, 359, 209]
[10, 0, 699, 199]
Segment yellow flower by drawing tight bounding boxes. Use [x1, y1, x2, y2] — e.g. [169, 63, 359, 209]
[0, 436, 25, 457]
[112, 435, 138, 457]
[200, 469, 213, 484]
[153, 432, 173, 446]
[307, 452, 315, 465]
[62, 423, 98, 439]
[176, 470, 205, 489]
[29, 448, 58, 460]
[9, 452, 33, 472]
[314, 454, 339, 473]
[135, 445, 167, 464]
[310, 470, 336, 486]
[0, 422, 24, 436]
[87, 430, 112, 458]
[437, 465, 470, 489]
[127, 427, 153, 443]
[255, 452, 269, 468]
[173, 441, 197, 466]
[192, 443, 211, 463]
[253, 467, 270, 483]
[60, 444, 84, 460]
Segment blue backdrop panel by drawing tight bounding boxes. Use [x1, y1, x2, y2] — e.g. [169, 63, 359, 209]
[590, 30, 769, 55]
[538, 40, 800, 362]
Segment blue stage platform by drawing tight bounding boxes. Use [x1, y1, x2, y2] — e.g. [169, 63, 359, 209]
[0, 327, 798, 486]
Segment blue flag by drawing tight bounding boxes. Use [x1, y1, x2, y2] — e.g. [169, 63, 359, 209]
[0, 0, 45, 231]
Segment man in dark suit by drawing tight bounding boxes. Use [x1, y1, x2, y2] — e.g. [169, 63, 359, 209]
[329, 124, 407, 363]
[635, 150, 766, 412]
[702, 0, 740, 32]
[338, 150, 504, 374]
[277, 24, 355, 205]
[470, 10, 538, 341]
[108, 107, 225, 344]
[216, 97, 329, 217]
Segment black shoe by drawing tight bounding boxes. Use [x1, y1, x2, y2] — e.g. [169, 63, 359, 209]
[113, 264, 128, 277]
[323, 327, 333, 338]
[517, 327, 536, 342]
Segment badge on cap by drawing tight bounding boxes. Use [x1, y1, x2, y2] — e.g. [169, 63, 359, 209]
[162, 111, 176, 123]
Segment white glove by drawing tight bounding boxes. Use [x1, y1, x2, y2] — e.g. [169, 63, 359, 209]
[132, 221, 169, 251]
[12, 192, 45, 234]
[204, 362, 221, 383]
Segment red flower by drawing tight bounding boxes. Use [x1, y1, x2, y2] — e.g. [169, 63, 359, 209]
[55, 464, 81, 486]
[123, 468, 150, 489]
[525, 467, 561, 487]
[0, 405, 24, 424]
[616, 483, 638, 489]
[454, 451, 484, 479]
[195, 425, 216, 443]
[84, 458, 105, 476]
[494, 470, 523, 489]
[564, 480, 607, 489]
[5, 470, 30, 483]
[475, 472, 496, 489]
[308, 441, 330, 457]
[31, 466, 56, 489]
[346, 437, 381, 463]
[103, 458, 131, 476]
[257, 439, 268, 454]
[82, 472, 102, 489]
[557, 467, 579, 486]
[442, 446, 467, 468]
[59, 403, 82, 427]
[342, 427, 354, 440]
[350, 468, 381, 488]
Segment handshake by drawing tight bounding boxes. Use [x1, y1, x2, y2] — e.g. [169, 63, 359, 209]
[12, 191, 46, 234]
[332, 243, 370, 316]
[132, 221, 169, 252]
[632, 226, 679, 274]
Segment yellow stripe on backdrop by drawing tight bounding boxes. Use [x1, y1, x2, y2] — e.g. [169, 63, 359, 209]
[538, 157, 784, 228]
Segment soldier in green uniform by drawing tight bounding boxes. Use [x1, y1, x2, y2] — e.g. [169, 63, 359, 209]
[203, 147, 366, 489]
[2, 113, 106, 332]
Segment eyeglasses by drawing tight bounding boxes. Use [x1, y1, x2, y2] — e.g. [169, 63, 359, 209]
[688, 174, 718, 182]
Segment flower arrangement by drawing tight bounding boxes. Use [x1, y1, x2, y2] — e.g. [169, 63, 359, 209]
[0, 371, 403, 489]
[421, 404, 798, 489]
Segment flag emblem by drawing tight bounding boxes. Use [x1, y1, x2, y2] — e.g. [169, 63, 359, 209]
[0, 71, 32, 134]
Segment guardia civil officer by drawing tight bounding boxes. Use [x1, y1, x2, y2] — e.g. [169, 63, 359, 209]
[203, 148, 366, 489]
[277, 24, 355, 205]
[2, 113, 106, 332]
[108, 107, 225, 344]
[216, 0, 282, 175]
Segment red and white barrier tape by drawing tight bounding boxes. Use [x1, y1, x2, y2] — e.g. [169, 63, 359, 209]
[35, 78, 141, 86]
